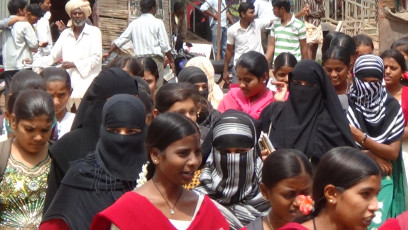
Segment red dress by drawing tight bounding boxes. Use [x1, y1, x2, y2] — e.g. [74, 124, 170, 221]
[278, 223, 309, 230]
[401, 86, 408, 126]
[90, 192, 229, 230]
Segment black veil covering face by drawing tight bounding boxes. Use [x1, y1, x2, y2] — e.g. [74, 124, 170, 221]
[42, 94, 147, 230]
[269, 60, 355, 164]
[45, 68, 139, 212]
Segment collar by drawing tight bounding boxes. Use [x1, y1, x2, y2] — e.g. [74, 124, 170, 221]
[238, 20, 255, 31]
[140, 13, 155, 18]
[67, 23, 91, 37]
[279, 13, 295, 26]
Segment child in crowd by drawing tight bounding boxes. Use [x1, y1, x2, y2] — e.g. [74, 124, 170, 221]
[280, 147, 381, 230]
[41, 67, 75, 139]
[353, 34, 374, 57]
[244, 149, 313, 230]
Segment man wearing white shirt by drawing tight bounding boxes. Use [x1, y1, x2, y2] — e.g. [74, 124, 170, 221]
[254, 0, 276, 52]
[222, 2, 272, 83]
[1, 1, 42, 97]
[200, 0, 234, 59]
[33, 0, 53, 58]
[104, 0, 175, 88]
[33, 0, 102, 110]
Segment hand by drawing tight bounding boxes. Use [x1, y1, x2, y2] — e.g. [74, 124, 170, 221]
[222, 70, 231, 85]
[273, 81, 288, 101]
[169, 62, 176, 75]
[22, 59, 32, 65]
[260, 149, 275, 161]
[365, 150, 393, 175]
[56, 20, 67, 32]
[349, 124, 365, 143]
[61, 61, 75, 69]
[299, 5, 310, 17]
[102, 52, 110, 60]
[39, 42, 48, 47]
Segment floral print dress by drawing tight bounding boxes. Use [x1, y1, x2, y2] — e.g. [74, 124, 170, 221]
[0, 154, 51, 229]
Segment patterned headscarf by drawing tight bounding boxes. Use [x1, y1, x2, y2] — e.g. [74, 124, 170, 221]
[347, 55, 404, 145]
[194, 110, 269, 229]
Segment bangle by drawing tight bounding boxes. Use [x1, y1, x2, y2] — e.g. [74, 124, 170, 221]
[361, 133, 368, 144]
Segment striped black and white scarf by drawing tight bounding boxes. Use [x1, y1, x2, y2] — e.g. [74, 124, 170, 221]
[347, 55, 404, 146]
[194, 111, 270, 229]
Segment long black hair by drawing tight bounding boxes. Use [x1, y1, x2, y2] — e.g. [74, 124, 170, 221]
[13, 89, 55, 123]
[262, 149, 313, 189]
[310, 147, 380, 217]
[145, 112, 200, 179]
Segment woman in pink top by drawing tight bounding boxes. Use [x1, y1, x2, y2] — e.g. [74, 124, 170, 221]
[218, 51, 285, 119]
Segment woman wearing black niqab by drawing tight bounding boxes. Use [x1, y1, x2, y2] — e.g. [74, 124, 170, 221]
[44, 68, 139, 212]
[260, 60, 355, 166]
[41, 94, 147, 230]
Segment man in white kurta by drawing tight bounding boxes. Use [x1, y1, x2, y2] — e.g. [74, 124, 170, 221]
[34, 0, 102, 109]
[34, 0, 53, 58]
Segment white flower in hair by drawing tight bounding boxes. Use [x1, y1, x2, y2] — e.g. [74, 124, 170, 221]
[136, 163, 149, 188]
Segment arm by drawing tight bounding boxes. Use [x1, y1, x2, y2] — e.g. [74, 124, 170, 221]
[227, 11, 234, 24]
[104, 22, 133, 57]
[300, 38, 308, 59]
[403, 126, 408, 141]
[295, 5, 310, 18]
[350, 125, 401, 161]
[265, 36, 275, 63]
[223, 44, 234, 84]
[24, 24, 39, 50]
[73, 28, 102, 78]
[203, 10, 217, 20]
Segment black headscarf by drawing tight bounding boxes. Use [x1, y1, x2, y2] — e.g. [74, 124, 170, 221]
[267, 60, 355, 163]
[44, 68, 139, 212]
[71, 67, 139, 130]
[42, 94, 147, 230]
[178, 66, 209, 99]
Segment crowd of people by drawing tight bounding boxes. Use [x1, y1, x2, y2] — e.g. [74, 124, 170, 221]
[0, 0, 408, 229]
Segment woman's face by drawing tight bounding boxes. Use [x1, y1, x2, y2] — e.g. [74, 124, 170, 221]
[273, 66, 293, 85]
[194, 82, 208, 93]
[143, 71, 157, 96]
[12, 114, 52, 154]
[236, 66, 267, 99]
[356, 45, 373, 57]
[154, 133, 202, 185]
[168, 98, 197, 122]
[334, 175, 381, 230]
[361, 77, 380, 83]
[383, 57, 403, 87]
[46, 80, 71, 116]
[261, 171, 313, 224]
[323, 58, 349, 90]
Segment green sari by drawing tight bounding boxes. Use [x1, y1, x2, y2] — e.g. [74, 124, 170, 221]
[369, 150, 407, 229]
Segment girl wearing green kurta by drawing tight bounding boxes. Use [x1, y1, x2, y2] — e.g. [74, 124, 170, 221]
[347, 55, 407, 229]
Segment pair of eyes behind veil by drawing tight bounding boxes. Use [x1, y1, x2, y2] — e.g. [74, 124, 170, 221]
[106, 127, 141, 135]
[291, 79, 319, 87]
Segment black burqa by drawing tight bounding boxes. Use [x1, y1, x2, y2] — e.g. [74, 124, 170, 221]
[260, 60, 355, 165]
[44, 68, 139, 212]
[42, 94, 147, 230]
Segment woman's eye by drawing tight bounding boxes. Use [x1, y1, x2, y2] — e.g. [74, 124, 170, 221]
[283, 191, 296, 199]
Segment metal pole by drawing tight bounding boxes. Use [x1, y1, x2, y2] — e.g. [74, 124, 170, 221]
[216, 0, 222, 60]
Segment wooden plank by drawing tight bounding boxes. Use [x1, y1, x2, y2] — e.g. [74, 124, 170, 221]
[98, 16, 128, 49]
[97, 0, 128, 19]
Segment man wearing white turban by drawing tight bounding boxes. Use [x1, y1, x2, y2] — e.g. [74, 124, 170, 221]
[33, 0, 102, 110]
